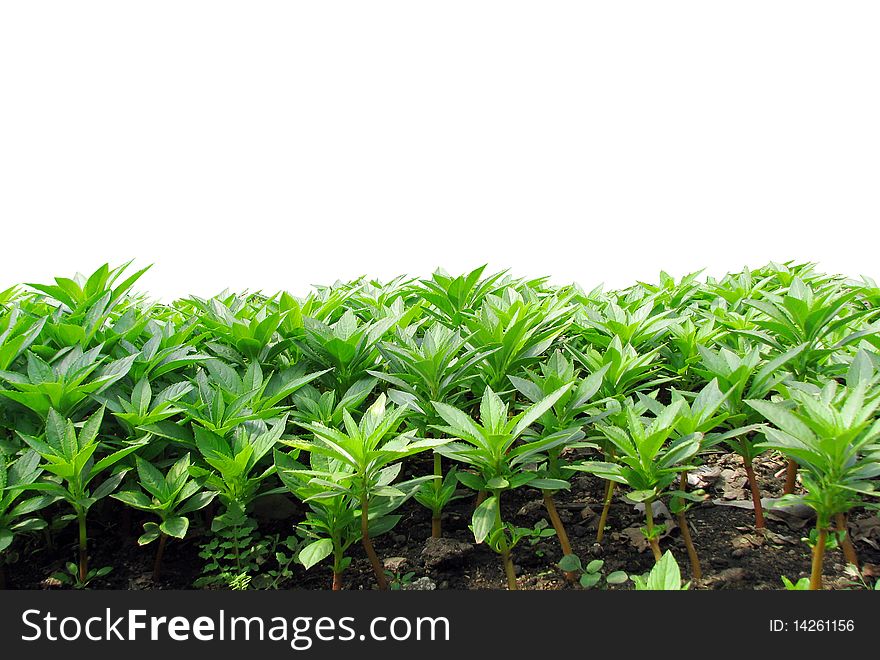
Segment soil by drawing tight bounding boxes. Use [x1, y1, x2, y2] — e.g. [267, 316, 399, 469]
[5, 451, 879, 591]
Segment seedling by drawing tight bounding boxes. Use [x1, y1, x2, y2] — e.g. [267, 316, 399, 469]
[747, 377, 880, 589]
[557, 554, 628, 589]
[370, 323, 497, 536]
[572, 400, 701, 562]
[111, 453, 216, 580]
[284, 395, 447, 589]
[432, 384, 576, 588]
[18, 407, 145, 581]
[276, 447, 413, 590]
[695, 342, 805, 528]
[0, 449, 52, 588]
[509, 352, 608, 570]
[631, 550, 690, 590]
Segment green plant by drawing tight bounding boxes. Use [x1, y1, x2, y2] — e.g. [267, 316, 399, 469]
[18, 407, 145, 582]
[747, 375, 880, 589]
[695, 342, 806, 528]
[385, 568, 417, 590]
[284, 394, 446, 589]
[0, 347, 137, 420]
[432, 384, 576, 588]
[631, 550, 690, 590]
[573, 400, 701, 562]
[51, 561, 113, 589]
[557, 554, 628, 589]
[189, 416, 289, 585]
[739, 276, 875, 493]
[509, 352, 608, 571]
[195, 505, 268, 589]
[111, 453, 215, 580]
[370, 322, 496, 537]
[781, 575, 811, 590]
[0, 449, 53, 588]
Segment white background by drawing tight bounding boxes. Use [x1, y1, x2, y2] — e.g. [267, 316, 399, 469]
[1, 2, 878, 301]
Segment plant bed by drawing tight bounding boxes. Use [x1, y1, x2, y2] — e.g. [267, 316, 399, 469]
[1, 262, 879, 591]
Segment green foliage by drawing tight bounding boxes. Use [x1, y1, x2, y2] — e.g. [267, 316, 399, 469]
[631, 551, 690, 590]
[112, 453, 215, 545]
[0, 260, 878, 591]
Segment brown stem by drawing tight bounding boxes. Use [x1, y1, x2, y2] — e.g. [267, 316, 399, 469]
[152, 533, 168, 582]
[644, 501, 663, 562]
[677, 512, 702, 582]
[431, 453, 443, 538]
[596, 480, 615, 543]
[809, 525, 827, 590]
[361, 498, 388, 590]
[77, 512, 88, 582]
[783, 458, 798, 495]
[742, 455, 766, 529]
[332, 571, 343, 591]
[475, 490, 487, 508]
[501, 548, 518, 590]
[542, 490, 576, 582]
[835, 512, 859, 568]
[676, 474, 702, 582]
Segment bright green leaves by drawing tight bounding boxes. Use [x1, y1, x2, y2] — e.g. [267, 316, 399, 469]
[0, 450, 52, 554]
[632, 551, 689, 590]
[576, 400, 701, 498]
[472, 495, 498, 544]
[747, 380, 880, 526]
[288, 394, 446, 500]
[112, 452, 215, 544]
[432, 383, 576, 492]
[277, 394, 444, 587]
[0, 347, 137, 419]
[19, 407, 144, 508]
[190, 414, 288, 508]
[299, 538, 334, 570]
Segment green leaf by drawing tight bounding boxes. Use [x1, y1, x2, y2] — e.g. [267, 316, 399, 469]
[647, 551, 683, 590]
[606, 570, 629, 584]
[138, 522, 161, 546]
[472, 495, 498, 544]
[579, 572, 601, 589]
[558, 553, 582, 572]
[299, 538, 333, 570]
[160, 516, 189, 539]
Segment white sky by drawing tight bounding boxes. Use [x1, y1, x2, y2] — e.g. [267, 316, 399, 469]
[1, 2, 878, 301]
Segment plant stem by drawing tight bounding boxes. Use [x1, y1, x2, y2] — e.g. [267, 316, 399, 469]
[676, 513, 701, 581]
[494, 490, 517, 590]
[153, 533, 168, 582]
[77, 511, 88, 582]
[431, 452, 443, 538]
[332, 571, 343, 591]
[542, 489, 576, 582]
[502, 549, 517, 590]
[676, 474, 702, 582]
[644, 500, 662, 562]
[742, 454, 766, 529]
[835, 512, 859, 569]
[475, 490, 487, 508]
[596, 480, 614, 543]
[783, 458, 798, 495]
[360, 495, 388, 590]
[809, 523, 827, 590]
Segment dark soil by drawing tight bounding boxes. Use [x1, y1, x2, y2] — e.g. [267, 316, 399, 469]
[5, 451, 879, 591]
